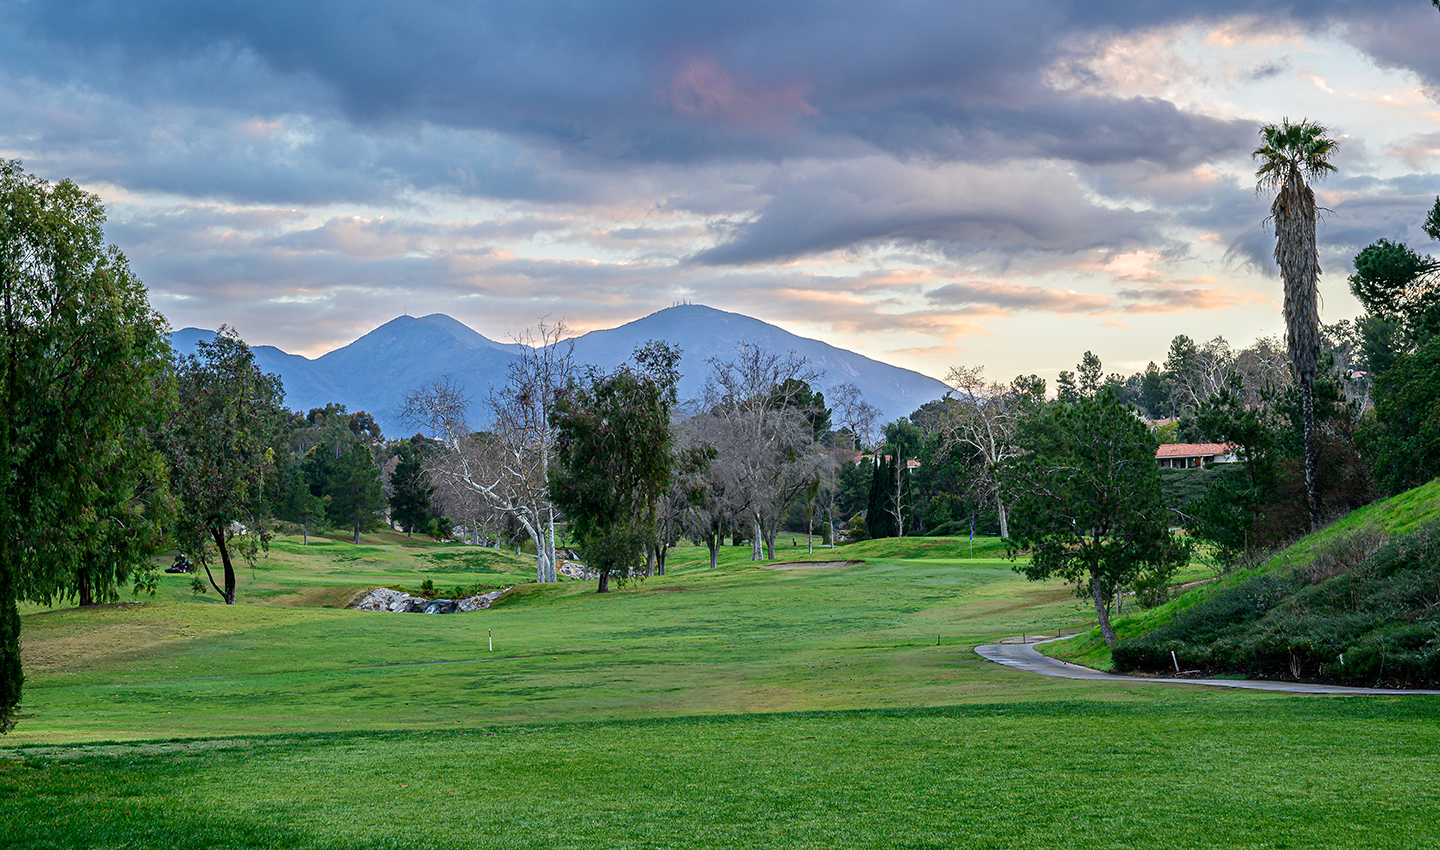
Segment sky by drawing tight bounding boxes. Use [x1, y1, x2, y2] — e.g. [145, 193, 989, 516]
[4, 1, 1440, 387]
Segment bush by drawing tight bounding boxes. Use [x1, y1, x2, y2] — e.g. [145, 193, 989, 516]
[1113, 521, 1440, 686]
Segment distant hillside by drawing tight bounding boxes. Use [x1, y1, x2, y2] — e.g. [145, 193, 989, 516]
[566, 305, 951, 421]
[169, 315, 521, 435]
[169, 306, 950, 436]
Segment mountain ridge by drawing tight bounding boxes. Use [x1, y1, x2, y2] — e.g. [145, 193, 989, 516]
[169, 305, 950, 435]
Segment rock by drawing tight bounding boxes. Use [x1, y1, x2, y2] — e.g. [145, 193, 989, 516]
[456, 588, 510, 611]
[349, 587, 416, 612]
[557, 560, 598, 581]
[348, 586, 513, 613]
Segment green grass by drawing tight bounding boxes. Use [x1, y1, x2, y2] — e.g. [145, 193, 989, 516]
[5, 529, 1439, 848]
[5, 700, 1440, 849]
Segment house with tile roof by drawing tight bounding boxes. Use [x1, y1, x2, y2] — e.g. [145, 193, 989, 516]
[1155, 443, 1239, 469]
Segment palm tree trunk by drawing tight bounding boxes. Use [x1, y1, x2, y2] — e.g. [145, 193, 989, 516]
[1301, 379, 1320, 529]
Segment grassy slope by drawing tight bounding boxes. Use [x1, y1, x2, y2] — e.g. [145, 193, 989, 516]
[8, 535, 1090, 745]
[4, 531, 1440, 848]
[1046, 479, 1440, 671]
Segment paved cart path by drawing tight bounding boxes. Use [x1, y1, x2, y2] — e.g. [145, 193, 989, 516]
[975, 640, 1440, 695]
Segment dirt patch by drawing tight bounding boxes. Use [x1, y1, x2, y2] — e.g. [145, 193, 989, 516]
[765, 560, 864, 570]
[259, 586, 369, 608]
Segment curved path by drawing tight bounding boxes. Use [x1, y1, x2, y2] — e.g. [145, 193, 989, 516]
[975, 640, 1440, 695]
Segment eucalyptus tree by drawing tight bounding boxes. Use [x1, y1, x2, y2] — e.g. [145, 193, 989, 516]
[0, 160, 174, 731]
[168, 329, 286, 604]
[1254, 118, 1338, 528]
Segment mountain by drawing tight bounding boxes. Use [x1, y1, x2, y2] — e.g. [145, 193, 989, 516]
[565, 305, 950, 421]
[170, 315, 522, 435]
[169, 307, 950, 436]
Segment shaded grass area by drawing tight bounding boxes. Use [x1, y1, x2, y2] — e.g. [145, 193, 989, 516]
[4, 699, 1439, 850]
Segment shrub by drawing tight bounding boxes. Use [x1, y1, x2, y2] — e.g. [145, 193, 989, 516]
[1113, 520, 1440, 686]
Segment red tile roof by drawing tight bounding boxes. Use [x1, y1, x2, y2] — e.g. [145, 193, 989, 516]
[1155, 443, 1236, 459]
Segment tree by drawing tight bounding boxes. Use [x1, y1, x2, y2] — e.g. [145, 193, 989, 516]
[939, 367, 1045, 538]
[999, 393, 1190, 646]
[673, 414, 735, 570]
[315, 443, 387, 544]
[549, 359, 675, 593]
[1367, 335, 1440, 492]
[0, 160, 174, 732]
[1254, 117, 1338, 529]
[865, 453, 898, 539]
[266, 449, 324, 544]
[402, 321, 574, 583]
[167, 329, 285, 604]
[389, 443, 436, 537]
[699, 344, 827, 561]
[830, 382, 880, 451]
[1348, 235, 1440, 380]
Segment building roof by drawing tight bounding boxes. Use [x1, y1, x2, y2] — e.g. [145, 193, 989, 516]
[1155, 442, 1237, 460]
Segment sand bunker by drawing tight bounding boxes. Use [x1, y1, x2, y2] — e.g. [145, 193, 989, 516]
[764, 560, 864, 570]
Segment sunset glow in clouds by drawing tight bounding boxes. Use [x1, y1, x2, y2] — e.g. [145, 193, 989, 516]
[3, 2, 1439, 383]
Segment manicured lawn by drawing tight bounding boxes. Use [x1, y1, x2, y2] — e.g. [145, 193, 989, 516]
[4, 532, 1437, 848]
[4, 699, 1438, 849]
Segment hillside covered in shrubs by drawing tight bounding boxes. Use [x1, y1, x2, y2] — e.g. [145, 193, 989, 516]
[1113, 517, 1440, 688]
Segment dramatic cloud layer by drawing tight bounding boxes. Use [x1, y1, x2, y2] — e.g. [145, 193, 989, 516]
[2, 1, 1438, 382]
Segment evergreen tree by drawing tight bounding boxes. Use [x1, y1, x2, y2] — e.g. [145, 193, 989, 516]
[999, 393, 1190, 645]
[1, 160, 173, 731]
[549, 359, 674, 593]
[168, 329, 285, 604]
[389, 444, 435, 537]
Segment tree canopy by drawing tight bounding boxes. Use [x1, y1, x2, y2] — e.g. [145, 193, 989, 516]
[166, 329, 285, 604]
[1, 160, 172, 732]
[999, 393, 1189, 646]
[549, 357, 675, 593]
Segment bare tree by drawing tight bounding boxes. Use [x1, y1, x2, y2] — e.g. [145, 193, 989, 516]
[831, 382, 880, 451]
[402, 321, 574, 582]
[939, 366, 1045, 539]
[1230, 335, 1293, 407]
[699, 344, 826, 561]
[673, 413, 739, 571]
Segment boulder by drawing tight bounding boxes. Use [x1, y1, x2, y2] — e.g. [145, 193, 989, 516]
[348, 586, 513, 613]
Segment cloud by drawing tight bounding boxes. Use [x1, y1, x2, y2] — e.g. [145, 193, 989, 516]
[1385, 132, 1440, 169]
[926, 280, 1110, 314]
[1115, 277, 1272, 314]
[690, 158, 1165, 266]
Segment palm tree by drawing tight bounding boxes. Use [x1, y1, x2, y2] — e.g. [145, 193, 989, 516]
[1254, 118, 1338, 529]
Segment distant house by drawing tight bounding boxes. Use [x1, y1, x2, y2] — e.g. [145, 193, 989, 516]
[1155, 443, 1239, 469]
[855, 453, 921, 471]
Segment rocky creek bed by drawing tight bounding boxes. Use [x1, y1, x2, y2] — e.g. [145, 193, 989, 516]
[348, 586, 511, 613]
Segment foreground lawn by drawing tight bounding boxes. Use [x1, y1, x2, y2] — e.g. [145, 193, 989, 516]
[3, 698, 1438, 849]
[7, 533, 1438, 848]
